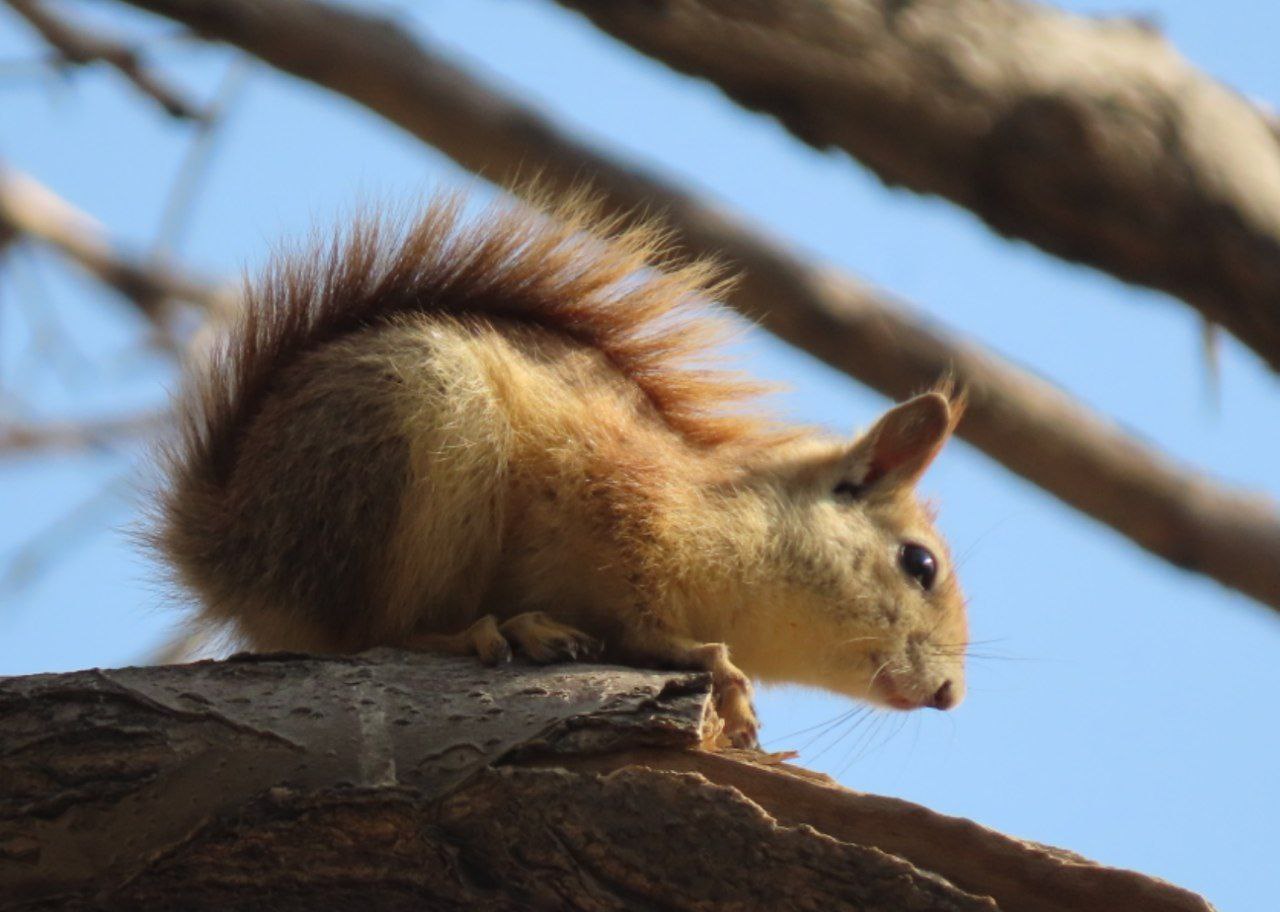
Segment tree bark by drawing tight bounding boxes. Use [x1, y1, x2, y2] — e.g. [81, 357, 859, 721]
[555, 0, 1280, 374]
[1, 652, 1214, 911]
[105, 0, 1280, 614]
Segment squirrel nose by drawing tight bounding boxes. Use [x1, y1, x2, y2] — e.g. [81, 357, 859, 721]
[930, 680, 956, 710]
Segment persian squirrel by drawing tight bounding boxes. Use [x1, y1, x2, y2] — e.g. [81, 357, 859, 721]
[156, 195, 969, 747]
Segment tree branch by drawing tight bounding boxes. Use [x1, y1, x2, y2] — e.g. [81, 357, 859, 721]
[0, 652, 1215, 911]
[0, 413, 163, 454]
[0, 166, 237, 330]
[3, 0, 203, 120]
[107, 0, 1280, 612]
[554, 0, 1280, 374]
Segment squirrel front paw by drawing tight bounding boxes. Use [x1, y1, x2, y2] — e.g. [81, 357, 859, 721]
[406, 611, 601, 666]
[651, 640, 760, 750]
[499, 611, 603, 664]
[713, 664, 760, 750]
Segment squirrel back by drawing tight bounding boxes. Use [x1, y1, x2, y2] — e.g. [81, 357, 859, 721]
[158, 196, 776, 646]
[156, 193, 968, 744]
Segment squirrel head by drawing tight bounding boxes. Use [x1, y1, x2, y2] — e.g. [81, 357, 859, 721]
[747, 389, 967, 712]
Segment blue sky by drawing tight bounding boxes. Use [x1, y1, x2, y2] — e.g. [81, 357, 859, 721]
[1, 1, 1277, 907]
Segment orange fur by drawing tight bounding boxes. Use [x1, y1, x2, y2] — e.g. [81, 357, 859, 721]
[188, 194, 777, 490]
[154, 193, 970, 748]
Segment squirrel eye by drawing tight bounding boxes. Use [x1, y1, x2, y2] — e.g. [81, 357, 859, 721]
[898, 543, 938, 591]
[833, 481, 863, 501]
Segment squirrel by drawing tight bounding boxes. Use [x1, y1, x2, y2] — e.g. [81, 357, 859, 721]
[155, 194, 969, 748]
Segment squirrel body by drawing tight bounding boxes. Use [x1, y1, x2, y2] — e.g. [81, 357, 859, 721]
[158, 196, 968, 746]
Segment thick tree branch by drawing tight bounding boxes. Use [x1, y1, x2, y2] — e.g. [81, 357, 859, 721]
[0, 652, 1216, 911]
[3, 0, 203, 120]
[108, 0, 1280, 612]
[0, 167, 236, 329]
[555, 0, 1280, 374]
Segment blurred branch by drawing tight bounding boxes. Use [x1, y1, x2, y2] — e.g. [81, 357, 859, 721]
[0, 242, 94, 386]
[3, 0, 204, 120]
[0, 473, 130, 592]
[110, 0, 1280, 611]
[554, 0, 1280, 374]
[0, 412, 163, 453]
[0, 166, 237, 333]
[152, 56, 251, 258]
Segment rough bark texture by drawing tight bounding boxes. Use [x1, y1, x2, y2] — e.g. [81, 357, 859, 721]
[108, 0, 1280, 615]
[556, 0, 1280, 374]
[2, 652, 1215, 911]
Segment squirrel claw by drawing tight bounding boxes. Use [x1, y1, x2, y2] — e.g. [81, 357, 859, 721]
[500, 612, 600, 665]
[718, 701, 761, 750]
[545, 635, 581, 662]
[478, 636, 513, 666]
[711, 669, 760, 750]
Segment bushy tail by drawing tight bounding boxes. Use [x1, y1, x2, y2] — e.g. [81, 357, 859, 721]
[153, 190, 783, 617]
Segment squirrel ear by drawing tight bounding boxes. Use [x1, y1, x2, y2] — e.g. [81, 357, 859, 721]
[850, 392, 957, 491]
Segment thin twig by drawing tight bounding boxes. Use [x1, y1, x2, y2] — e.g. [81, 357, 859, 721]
[0, 165, 238, 335]
[0, 473, 132, 593]
[0, 411, 163, 454]
[3, 0, 204, 120]
[152, 55, 252, 258]
[1, 242, 94, 388]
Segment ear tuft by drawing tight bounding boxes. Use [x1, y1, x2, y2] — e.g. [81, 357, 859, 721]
[930, 375, 968, 430]
[855, 391, 956, 490]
